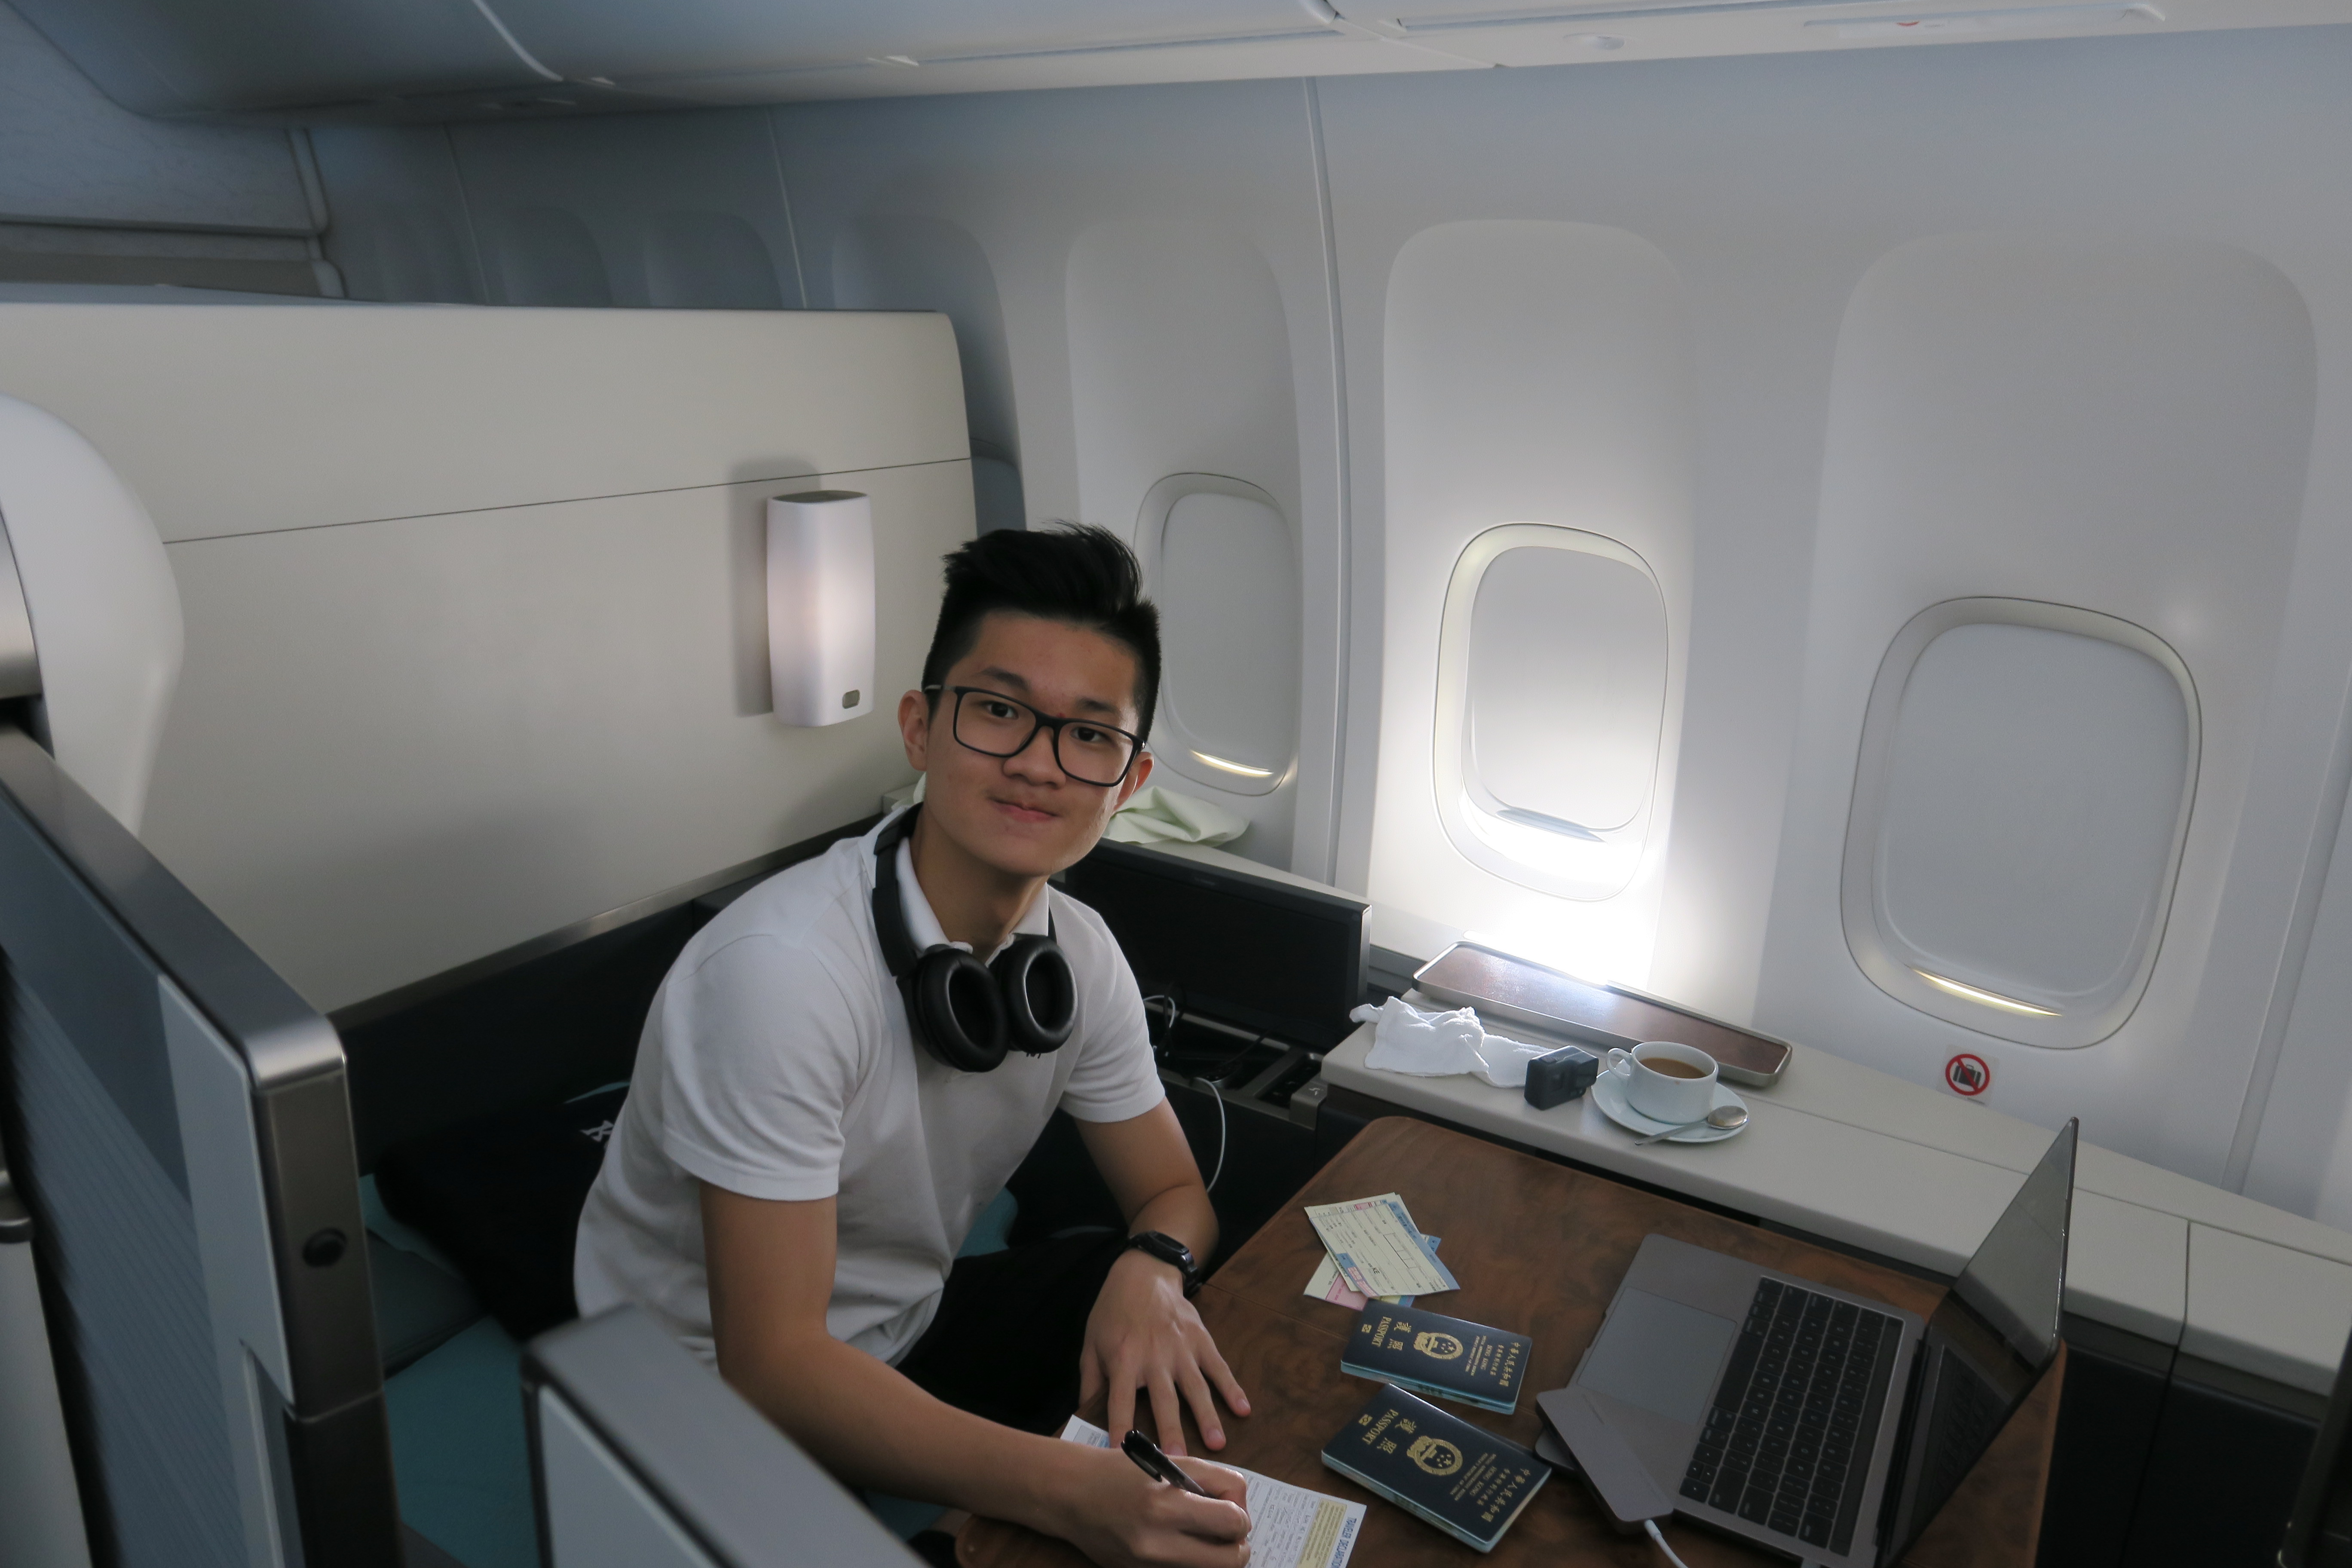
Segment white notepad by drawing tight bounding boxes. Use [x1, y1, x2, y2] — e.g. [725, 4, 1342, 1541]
[1057, 1416, 1364, 1568]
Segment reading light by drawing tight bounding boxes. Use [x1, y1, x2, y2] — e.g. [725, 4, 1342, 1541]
[767, 490, 874, 727]
[1190, 749, 1275, 779]
[1912, 968, 2061, 1018]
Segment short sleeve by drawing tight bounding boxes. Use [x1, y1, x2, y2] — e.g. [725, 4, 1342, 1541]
[657, 934, 869, 1202]
[1055, 905, 1167, 1125]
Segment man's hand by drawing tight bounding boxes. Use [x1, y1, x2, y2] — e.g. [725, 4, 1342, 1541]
[1081, 1249, 1250, 1455]
[1042, 1446, 1253, 1568]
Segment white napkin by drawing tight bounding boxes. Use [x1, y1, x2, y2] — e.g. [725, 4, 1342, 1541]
[1349, 996, 1554, 1088]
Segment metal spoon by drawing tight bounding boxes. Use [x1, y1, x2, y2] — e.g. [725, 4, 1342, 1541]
[1630, 1103, 1750, 1146]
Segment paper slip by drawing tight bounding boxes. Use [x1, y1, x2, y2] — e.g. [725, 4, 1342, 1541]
[1304, 1194, 1458, 1300]
[1305, 1235, 1442, 1311]
[1058, 1416, 1363, 1568]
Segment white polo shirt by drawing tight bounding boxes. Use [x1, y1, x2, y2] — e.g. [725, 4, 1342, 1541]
[573, 812, 1166, 1364]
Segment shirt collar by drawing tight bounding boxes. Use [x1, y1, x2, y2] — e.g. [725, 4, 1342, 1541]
[892, 837, 1051, 964]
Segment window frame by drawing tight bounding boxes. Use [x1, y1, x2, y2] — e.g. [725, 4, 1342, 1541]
[1132, 471, 1299, 797]
[1433, 523, 1669, 901]
[1839, 597, 2201, 1049]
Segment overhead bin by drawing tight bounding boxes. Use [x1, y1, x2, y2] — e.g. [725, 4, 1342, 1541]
[493, 0, 1346, 86]
[7, 0, 550, 117]
[8, 0, 1403, 119]
[20, 0, 2311, 118]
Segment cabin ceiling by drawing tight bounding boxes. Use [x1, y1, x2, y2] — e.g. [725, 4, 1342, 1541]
[10, 0, 2348, 123]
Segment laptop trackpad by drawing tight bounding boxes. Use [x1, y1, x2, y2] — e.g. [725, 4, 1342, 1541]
[1580, 1287, 1737, 1426]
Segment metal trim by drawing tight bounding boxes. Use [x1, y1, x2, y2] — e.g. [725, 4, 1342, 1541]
[254, 1071, 383, 1416]
[1594, 977, 1801, 1055]
[279, 1395, 402, 1568]
[0, 508, 40, 701]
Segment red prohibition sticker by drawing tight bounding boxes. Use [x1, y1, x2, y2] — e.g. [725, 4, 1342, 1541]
[1945, 1053, 1991, 1098]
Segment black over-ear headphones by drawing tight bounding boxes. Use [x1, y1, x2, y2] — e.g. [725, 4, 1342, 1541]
[871, 806, 1077, 1072]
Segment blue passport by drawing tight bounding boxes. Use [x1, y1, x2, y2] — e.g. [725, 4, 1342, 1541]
[1342, 1304, 1532, 1414]
[1320, 1384, 1550, 1553]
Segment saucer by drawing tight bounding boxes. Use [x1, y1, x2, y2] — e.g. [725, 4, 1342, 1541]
[1591, 1075, 1749, 1145]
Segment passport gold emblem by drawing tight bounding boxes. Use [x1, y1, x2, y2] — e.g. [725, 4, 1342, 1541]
[1407, 1435, 1463, 1476]
[1414, 1331, 1466, 1360]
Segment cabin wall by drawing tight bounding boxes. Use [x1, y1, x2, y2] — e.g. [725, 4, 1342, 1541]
[289, 25, 2352, 1216]
[314, 88, 1352, 880]
[0, 304, 971, 1014]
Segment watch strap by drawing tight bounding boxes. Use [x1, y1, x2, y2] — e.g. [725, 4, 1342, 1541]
[1124, 1230, 1201, 1296]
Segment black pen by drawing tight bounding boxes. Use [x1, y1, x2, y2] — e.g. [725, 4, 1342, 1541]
[1121, 1429, 1212, 1498]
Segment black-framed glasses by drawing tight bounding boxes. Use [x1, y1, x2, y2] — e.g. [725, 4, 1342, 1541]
[929, 685, 1145, 787]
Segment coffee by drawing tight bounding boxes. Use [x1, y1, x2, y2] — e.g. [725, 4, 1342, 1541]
[1646, 1058, 1709, 1079]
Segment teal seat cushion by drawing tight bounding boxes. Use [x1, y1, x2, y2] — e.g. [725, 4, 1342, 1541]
[385, 1318, 535, 1568]
[864, 1491, 949, 1539]
[378, 1182, 1015, 1561]
[959, 1187, 1017, 1259]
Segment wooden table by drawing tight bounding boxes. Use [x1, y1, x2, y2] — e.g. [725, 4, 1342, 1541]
[961, 1117, 2062, 1568]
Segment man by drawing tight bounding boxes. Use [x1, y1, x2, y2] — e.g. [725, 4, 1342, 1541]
[576, 525, 1253, 1568]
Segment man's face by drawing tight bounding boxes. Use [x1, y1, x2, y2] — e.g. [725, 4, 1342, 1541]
[898, 611, 1154, 879]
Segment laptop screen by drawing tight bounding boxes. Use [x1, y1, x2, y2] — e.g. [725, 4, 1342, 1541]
[1879, 1118, 2077, 1562]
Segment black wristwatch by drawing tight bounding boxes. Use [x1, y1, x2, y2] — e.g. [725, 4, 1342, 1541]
[1124, 1230, 1202, 1297]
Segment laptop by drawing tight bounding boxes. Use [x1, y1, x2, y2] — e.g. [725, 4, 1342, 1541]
[1556, 1119, 2076, 1568]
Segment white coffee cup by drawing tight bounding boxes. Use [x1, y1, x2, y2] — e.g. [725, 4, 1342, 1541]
[1603, 1040, 1720, 1124]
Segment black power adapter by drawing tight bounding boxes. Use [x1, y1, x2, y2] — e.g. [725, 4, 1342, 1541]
[1523, 1044, 1600, 1110]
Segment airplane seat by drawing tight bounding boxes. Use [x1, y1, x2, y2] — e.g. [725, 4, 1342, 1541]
[0, 390, 184, 1568]
[355, 1047, 1021, 1566]
[0, 390, 183, 835]
[526, 1308, 921, 1568]
[370, 1182, 1018, 1567]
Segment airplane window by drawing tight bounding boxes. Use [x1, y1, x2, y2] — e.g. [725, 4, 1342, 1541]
[1843, 599, 2197, 1048]
[330, 203, 481, 304]
[831, 218, 1028, 532]
[1435, 524, 1667, 900]
[1138, 474, 1298, 795]
[642, 213, 783, 310]
[481, 206, 611, 307]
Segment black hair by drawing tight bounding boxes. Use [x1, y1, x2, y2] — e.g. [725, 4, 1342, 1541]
[919, 523, 1162, 739]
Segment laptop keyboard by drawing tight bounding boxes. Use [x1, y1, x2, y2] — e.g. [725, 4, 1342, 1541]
[1679, 1277, 1903, 1556]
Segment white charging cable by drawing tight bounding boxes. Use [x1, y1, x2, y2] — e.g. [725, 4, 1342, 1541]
[1643, 1519, 1694, 1568]
[1143, 994, 1232, 1194]
[1197, 1075, 1229, 1193]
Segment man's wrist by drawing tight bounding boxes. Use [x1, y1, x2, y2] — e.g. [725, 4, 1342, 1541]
[1121, 1230, 1202, 1295]
[1113, 1246, 1184, 1289]
[1022, 1437, 1122, 1539]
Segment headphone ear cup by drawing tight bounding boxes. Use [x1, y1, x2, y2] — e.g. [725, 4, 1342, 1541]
[993, 935, 1076, 1055]
[909, 948, 1009, 1072]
